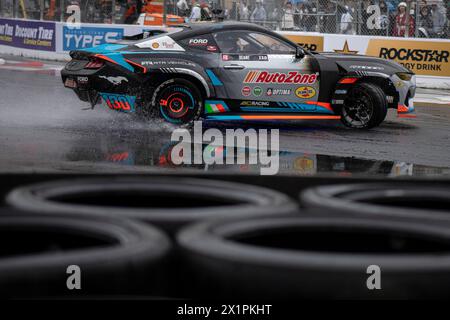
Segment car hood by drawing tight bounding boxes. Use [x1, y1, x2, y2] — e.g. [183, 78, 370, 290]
[317, 52, 412, 75]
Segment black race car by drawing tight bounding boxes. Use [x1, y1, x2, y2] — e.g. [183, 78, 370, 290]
[61, 22, 416, 129]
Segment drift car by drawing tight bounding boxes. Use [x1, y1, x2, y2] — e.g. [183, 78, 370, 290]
[61, 22, 416, 129]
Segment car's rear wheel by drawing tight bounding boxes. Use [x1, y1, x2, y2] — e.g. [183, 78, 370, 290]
[340, 82, 387, 129]
[152, 78, 203, 126]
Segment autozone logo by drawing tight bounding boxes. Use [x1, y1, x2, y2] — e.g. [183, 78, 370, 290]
[244, 71, 318, 84]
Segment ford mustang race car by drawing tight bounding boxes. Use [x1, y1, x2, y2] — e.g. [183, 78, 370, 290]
[61, 22, 416, 129]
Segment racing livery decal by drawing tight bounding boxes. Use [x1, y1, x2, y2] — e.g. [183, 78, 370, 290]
[295, 86, 316, 99]
[61, 22, 417, 129]
[243, 71, 318, 84]
[100, 93, 136, 112]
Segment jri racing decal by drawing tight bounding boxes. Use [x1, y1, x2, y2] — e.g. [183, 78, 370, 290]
[244, 71, 318, 84]
[240, 101, 270, 106]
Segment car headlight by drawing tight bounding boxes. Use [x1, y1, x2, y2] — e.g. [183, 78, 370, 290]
[396, 72, 413, 81]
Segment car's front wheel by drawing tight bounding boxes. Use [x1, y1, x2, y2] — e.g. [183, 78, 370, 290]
[340, 82, 387, 129]
[151, 78, 203, 126]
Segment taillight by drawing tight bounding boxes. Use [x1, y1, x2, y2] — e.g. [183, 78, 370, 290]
[85, 58, 104, 69]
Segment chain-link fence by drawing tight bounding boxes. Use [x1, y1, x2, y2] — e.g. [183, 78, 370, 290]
[0, 0, 448, 38]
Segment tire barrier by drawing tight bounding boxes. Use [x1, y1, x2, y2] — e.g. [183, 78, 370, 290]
[300, 183, 450, 223]
[177, 214, 450, 299]
[0, 210, 171, 298]
[5, 177, 298, 234]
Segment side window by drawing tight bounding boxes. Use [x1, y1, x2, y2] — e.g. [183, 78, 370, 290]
[248, 33, 296, 54]
[179, 34, 219, 53]
[213, 31, 295, 55]
[213, 31, 263, 54]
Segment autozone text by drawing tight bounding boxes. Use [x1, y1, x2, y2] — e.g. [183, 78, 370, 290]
[379, 48, 449, 63]
[244, 71, 318, 84]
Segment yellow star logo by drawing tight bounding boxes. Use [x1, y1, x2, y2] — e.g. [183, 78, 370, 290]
[334, 40, 359, 54]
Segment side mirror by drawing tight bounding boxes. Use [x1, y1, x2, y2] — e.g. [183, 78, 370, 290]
[295, 46, 305, 60]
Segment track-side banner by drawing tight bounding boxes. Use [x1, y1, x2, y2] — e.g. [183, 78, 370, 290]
[0, 18, 55, 51]
[319, 33, 450, 78]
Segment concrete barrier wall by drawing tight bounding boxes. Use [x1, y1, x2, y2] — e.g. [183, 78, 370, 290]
[1, 18, 449, 89]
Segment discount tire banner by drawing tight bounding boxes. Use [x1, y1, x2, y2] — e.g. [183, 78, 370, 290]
[0, 18, 55, 51]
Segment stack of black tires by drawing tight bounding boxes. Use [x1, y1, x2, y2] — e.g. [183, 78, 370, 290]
[1, 175, 449, 299]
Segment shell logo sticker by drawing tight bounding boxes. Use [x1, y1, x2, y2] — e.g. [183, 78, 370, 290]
[295, 86, 316, 99]
[151, 42, 160, 49]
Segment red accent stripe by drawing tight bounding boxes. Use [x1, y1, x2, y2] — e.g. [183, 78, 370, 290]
[398, 114, 417, 118]
[95, 54, 118, 65]
[397, 104, 409, 112]
[306, 101, 334, 112]
[125, 59, 147, 73]
[240, 115, 341, 120]
[339, 77, 359, 84]
[216, 104, 225, 112]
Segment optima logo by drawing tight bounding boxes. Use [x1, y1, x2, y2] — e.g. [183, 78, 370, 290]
[379, 48, 449, 63]
[244, 71, 318, 84]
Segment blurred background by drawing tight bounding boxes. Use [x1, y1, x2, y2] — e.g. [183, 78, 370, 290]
[0, 0, 448, 39]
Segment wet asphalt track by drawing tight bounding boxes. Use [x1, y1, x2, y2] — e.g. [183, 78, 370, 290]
[0, 55, 450, 177]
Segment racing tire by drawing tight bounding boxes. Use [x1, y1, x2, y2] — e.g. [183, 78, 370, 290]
[340, 82, 388, 129]
[0, 209, 171, 298]
[177, 214, 450, 299]
[300, 183, 450, 224]
[5, 177, 298, 234]
[151, 78, 203, 127]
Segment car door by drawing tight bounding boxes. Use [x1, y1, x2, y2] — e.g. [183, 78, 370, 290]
[212, 30, 320, 112]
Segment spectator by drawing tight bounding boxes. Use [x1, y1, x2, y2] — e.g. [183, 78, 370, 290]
[269, 7, 281, 22]
[200, 2, 212, 21]
[431, 2, 447, 34]
[176, 0, 189, 17]
[376, 0, 390, 36]
[360, 0, 372, 35]
[189, 1, 201, 22]
[418, 4, 433, 36]
[300, 1, 316, 31]
[240, 1, 250, 21]
[322, 0, 337, 33]
[393, 2, 415, 37]
[340, 5, 354, 34]
[281, 1, 295, 31]
[250, 0, 267, 25]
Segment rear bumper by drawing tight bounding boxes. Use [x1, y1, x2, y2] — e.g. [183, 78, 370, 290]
[61, 59, 141, 94]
